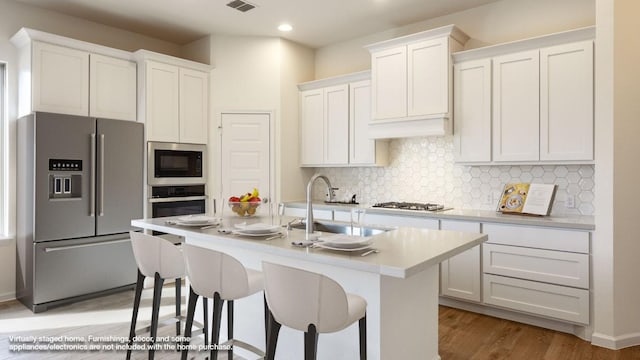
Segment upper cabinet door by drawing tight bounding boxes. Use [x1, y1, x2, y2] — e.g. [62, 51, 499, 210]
[145, 60, 180, 143]
[32, 41, 89, 116]
[371, 46, 407, 121]
[324, 84, 349, 165]
[179, 68, 209, 144]
[453, 58, 492, 162]
[540, 41, 594, 161]
[408, 37, 449, 117]
[493, 50, 540, 162]
[349, 80, 376, 165]
[90, 54, 137, 121]
[300, 89, 324, 166]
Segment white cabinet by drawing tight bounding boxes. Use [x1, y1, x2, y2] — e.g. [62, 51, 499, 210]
[31, 41, 89, 117]
[300, 84, 348, 165]
[11, 29, 137, 121]
[90, 54, 137, 121]
[364, 213, 439, 229]
[482, 223, 590, 324]
[452, 27, 595, 164]
[136, 51, 210, 144]
[453, 58, 492, 162]
[440, 220, 481, 302]
[179, 68, 209, 144]
[324, 84, 350, 164]
[540, 41, 594, 161]
[145, 60, 179, 142]
[492, 50, 540, 162]
[371, 46, 407, 120]
[366, 25, 468, 139]
[298, 72, 388, 167]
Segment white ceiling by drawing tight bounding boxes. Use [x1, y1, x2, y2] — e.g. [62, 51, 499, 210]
[15, 0, 501, 48]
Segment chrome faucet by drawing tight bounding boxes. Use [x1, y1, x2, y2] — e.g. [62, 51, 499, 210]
[306, 174, 333, 237]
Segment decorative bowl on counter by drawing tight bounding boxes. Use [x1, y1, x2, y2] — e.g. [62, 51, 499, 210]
[228, 201, 261, 217]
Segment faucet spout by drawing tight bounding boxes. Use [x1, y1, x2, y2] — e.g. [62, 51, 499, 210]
[306, 174, 333, 237]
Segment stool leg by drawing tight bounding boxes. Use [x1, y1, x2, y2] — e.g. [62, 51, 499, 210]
[211, 293, 224, 360]
[266, 310, 281, 360]
[227, 300, 234, 360]
[263, 293, 269, 349]
[359, 315, 367, 360]
[175, 277, 182, 336]
[304, 324, 318, 360]
[181, 286, 199, 360]
[126, 269, 144, 360]
[203, 297, 209, 347]
[149, 273, 164, 360]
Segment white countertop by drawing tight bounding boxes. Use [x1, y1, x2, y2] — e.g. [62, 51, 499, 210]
[285, 201, 595, 231]
[131, 216, 487, 279]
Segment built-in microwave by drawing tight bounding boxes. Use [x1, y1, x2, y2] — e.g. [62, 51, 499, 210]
[147, 142, 206, 186]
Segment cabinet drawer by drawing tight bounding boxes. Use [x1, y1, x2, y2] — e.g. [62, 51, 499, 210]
[483, 274, 589, 324]
[283, 207, 332, 221]
[483, 243, 589, 288]
[483, 223, 589, 253]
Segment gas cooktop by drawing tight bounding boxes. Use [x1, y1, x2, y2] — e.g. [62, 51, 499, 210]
[371, 202, 451, 212]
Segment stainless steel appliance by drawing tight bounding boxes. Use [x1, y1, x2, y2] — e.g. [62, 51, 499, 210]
[147, 142, 206, 186]
[148, 184, 207, 238]
[17, 112, 143, 312]
[372, 202, 451, 212]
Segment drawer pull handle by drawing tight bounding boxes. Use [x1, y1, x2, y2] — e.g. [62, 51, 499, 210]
[44, 239, 130, 253]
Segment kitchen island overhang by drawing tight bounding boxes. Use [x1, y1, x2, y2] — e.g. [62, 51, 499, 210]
[131, 217, 487, 360]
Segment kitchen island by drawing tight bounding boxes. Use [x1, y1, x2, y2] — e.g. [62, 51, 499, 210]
[131, 216, 487, 360]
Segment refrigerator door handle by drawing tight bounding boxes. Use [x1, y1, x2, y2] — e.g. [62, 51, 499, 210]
[100, 134, 105, 216]
[43, 238, 130, 253]
[90, 133, 96, 217]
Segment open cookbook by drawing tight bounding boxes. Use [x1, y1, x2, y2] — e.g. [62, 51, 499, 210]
[496, 183, 558, 216]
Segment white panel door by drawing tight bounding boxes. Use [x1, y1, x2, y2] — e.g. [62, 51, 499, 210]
[145, 60, 179, 142]
[220, 113, 271, 216]
[540, 41, 593, 161]
[440, 220, 481, 302]
[90, 54, 137, 121]
[371, 46, 407, 120]
[324, 84, 349, 165]
[493, 50, 540, 162]
[300, 89, 324, 165]
[32, 41, 89, 116]
[179, 68, 209, 144]
[408, 37, 448, 117]
[349, 80, 376, 165]
[453, 58, 492, 162]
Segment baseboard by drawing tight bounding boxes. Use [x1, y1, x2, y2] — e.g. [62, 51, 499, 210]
[0, 291, 16, 303]
[591, 331, 640, 350]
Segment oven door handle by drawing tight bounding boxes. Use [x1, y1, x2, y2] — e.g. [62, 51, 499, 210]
[148, 196, 208, 203]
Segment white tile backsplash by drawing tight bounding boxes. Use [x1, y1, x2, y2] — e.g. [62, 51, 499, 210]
[313, 136, 595, 216]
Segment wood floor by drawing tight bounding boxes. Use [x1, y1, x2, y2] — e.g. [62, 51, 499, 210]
[1, 284, 639, 359]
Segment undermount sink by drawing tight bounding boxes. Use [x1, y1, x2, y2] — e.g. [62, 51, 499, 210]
[290, 220, 392, 237]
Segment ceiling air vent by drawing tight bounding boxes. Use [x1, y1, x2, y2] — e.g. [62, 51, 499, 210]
[226, 0, 257, 12]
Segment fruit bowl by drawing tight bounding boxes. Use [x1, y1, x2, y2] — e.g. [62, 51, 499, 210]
[228, 201, 261, 217]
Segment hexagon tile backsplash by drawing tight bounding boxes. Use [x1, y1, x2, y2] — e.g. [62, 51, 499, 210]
[314, 136, 595, 216]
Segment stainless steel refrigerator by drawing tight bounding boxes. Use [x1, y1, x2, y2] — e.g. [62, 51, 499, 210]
[17, 112, 143, 312]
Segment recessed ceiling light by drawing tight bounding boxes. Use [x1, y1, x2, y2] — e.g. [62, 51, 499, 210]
[278, 23, 293, 32]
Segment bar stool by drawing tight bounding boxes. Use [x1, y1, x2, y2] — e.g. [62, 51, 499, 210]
[262, 262, 367, 360]
[127, 231, 208, 360]
[182, 244, 267, 360]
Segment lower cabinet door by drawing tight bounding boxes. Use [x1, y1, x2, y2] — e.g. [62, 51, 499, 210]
[483, 274, 589, 324]
[440, 220, 481, 302]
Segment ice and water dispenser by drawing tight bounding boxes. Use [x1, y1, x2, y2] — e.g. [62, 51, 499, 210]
[48, 159, 82, 199]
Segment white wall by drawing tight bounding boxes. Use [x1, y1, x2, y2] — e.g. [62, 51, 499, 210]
[0, 0, 184, 301]
[208, 35, 314, 210]
[592, 0, 640, 349]
[315, 0, 595, 78]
